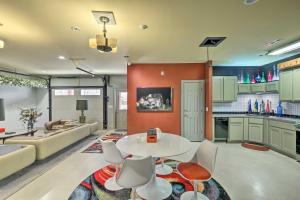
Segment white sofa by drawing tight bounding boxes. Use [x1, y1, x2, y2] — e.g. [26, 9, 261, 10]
[0, 144, 36, 180]
[5, 124, 93, 160]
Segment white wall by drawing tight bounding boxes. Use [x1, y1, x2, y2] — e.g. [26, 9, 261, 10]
[51, 89, 103, 129]
[0, 86, 49, 131]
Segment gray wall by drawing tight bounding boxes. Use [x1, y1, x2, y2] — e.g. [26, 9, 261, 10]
[0, 86, 49, 131]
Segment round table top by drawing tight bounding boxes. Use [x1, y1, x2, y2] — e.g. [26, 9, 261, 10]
[116, 132, 192, 158]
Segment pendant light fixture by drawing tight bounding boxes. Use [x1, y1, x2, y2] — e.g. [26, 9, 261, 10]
[89, 16, 117, 53]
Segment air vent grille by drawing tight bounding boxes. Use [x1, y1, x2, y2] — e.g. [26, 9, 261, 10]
[199, 37, 226, 47]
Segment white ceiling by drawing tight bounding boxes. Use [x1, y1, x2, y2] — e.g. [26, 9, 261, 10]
[0, 0, 300, 75]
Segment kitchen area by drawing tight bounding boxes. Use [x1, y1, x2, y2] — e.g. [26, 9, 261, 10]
[212, 55, 300, 162]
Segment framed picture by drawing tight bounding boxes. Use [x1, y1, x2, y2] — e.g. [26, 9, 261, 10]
[136, 87, 172, 112]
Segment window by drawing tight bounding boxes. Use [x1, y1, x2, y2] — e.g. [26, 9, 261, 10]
[80, 89, 101, 96]
[54, 89, 74, 96]
[118, 91, 128, 110]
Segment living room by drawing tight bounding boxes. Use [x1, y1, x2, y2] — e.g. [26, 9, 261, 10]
[1, 1, 300, 200]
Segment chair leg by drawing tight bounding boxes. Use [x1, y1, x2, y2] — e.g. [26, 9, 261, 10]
[193, 180, 198, 199]
[131, 187, 136, 200]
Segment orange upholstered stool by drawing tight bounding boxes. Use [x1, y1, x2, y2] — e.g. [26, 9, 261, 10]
[176, 140, 218, 200]
[177, 162, 211, 180]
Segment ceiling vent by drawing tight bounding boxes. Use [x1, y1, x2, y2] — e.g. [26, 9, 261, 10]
[199, 37, 226, 47]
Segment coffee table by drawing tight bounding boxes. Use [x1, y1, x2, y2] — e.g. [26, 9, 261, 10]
[116, 132, 192, 200]
[0, 129, 37, 143]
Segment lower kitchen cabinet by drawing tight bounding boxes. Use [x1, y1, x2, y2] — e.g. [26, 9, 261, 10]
[229, 118, 244, 141]
[282, 129, 296, 155]
[243, 118, 249, 140]
[263, 119, 269, 145]
[249, 123, 263, 143]
[270, 126, 282, 150]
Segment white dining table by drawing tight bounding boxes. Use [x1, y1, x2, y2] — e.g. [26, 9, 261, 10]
[116, 132, 192, 200]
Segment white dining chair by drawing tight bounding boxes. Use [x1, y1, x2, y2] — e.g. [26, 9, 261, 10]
[176, 140, 218, 200]
[166, 142, 200, 163]
[100, 139, 124, 191]
[116, 156, 154, 200]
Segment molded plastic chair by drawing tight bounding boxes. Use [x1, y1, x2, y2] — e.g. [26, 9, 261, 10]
[177, 140, 218, 200]
[116, 156, 154, 200]
[100, 139, 124, 191]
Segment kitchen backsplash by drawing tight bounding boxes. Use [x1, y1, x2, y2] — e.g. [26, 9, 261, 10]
[213, 94, 300, 115]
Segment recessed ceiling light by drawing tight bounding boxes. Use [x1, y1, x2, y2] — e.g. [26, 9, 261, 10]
[71, 26, 80, 31]
[0, 40, 4, 48]
[139, 24, 148, 30]
[243, 0, 259, 5]
[58, 55, 66, 60]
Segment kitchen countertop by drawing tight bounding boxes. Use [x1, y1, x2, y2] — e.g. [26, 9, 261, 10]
[213, 113, 300, 125]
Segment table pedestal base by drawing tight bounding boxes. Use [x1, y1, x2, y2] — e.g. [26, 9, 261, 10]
[136, 176, 172, 200]
[180, 191, 209, 200]
[155, 163, 173, 175]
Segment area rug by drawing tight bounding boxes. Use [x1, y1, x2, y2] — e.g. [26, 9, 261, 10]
[82, 133, 126, 153]
[241, 143, 270, 151]
[68, 159, 231, 200]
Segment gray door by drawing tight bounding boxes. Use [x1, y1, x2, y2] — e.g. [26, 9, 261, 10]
[181, 80, 205, 141]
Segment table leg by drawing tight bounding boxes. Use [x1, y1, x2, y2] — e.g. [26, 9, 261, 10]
[155, 157, 174, 175]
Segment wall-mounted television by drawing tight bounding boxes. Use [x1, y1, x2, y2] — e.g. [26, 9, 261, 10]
[136, 87, 172, 112]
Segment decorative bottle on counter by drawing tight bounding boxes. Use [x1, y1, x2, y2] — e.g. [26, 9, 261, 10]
[261, 100, 265, 113]
[255, 73, 261, 83]
[276, 101, 283, 117]
[251, 75, 256, 84]
[254, 99, 259, 113]
[266, 100, 270, 113]
[248, 99, 252, 113]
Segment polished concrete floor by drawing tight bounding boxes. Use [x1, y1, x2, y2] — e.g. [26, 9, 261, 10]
[4, 141, 300, 200]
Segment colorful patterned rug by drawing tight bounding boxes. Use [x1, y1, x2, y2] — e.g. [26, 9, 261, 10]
[82, 133, 126, 153]
[68, 160, 231, 200]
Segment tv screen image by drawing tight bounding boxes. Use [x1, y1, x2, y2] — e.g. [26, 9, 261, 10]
[136, 87, 172, 112]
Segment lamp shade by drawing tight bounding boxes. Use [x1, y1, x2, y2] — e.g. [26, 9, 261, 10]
[76, 100, 88, 111]
[0, 99, 5, 121]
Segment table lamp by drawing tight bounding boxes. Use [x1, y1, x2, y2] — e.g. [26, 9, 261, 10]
[76, 100, 88, 123]
[0, 98, 5, 133]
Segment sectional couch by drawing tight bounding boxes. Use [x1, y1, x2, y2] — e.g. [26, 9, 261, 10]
[5, 122, 98, 160]
[0, 144, 36, 180]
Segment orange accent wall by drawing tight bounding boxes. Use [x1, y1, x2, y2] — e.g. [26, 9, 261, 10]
[127, 63, 207, 135]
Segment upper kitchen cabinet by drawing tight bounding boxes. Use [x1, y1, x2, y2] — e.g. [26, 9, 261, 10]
[213, 76, 237, 102]
[292, 68, 300, 101]
[223, 76, 238, 102]
[213, 76, 224, 102]
[265, 81, 279, 93]
[251, 83, 265, 93]
[280, 70, 293, 101]
[238, 84, 251, 94]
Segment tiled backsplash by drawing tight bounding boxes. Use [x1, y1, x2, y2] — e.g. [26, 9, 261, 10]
[213, 94, 300, 115]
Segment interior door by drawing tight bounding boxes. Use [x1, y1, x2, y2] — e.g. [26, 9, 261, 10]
[181, 80, 205, 141]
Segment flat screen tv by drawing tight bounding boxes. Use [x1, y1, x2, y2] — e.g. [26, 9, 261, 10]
[136, 87, 172, 112]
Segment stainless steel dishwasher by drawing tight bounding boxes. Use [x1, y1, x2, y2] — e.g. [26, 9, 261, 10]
[214, 117, 229, 141]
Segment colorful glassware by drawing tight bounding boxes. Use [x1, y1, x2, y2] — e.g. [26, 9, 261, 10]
[261, 72, 266, 83]
[251, 75, 256, 84]
[267, 71, 272, 82]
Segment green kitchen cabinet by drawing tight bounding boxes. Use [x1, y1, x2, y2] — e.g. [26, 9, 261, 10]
[265, 81, 279, 93]
[270, 126, 282, 150]
[238, 84, 251, 94]
[229, 118, 244, 141]
[280, 70, 293, 101]
[223, 76, 238, 102]
[243, 118, 249, 140]
[282, 129, 296, 155]
[263, 119, 269, 145]
[213, 76, 237, 102]
[251, 83, 265, 93]
[213, 76, 224, 102]
[249, 123, 263, 143]
[292, 68, 300, 101]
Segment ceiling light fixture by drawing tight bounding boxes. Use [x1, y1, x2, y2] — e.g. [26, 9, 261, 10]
[265, 39, 281, 48]
[0, 40, 4, 48]
[58, 55, 66, 60]
[267, 40, 300, 56]
[89, 16, 117, 53]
